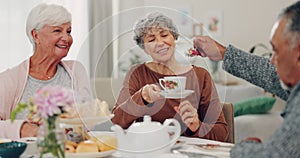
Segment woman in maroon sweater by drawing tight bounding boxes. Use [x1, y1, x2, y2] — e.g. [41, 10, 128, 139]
[111, 12, 228, 141]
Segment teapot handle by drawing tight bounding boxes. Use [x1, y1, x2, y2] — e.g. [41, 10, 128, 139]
[163, 119, 181, 143]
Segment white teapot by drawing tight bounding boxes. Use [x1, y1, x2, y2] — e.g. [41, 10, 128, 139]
[111, 115, 181, 158]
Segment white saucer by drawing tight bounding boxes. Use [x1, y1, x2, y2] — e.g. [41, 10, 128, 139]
[172, 140, 185, 150]
[0, 138, 11, 143]
[159, 90, 194, 99]
[157, 153, 188, 158]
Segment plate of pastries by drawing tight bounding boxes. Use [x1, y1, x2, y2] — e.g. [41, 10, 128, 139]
[65, 131, 117, 158]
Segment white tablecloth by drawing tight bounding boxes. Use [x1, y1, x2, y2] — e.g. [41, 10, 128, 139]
[109, 136, 233, 158]
[21, 136, 233, 158]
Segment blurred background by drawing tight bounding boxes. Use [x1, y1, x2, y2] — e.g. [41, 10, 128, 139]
[1, 0, 295, 143]
[0, 0, 297, 78]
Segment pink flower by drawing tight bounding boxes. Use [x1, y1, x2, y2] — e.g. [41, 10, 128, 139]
[32, 86, 75, 118]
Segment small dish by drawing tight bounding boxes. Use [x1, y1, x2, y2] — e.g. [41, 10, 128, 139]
[88, 131, 116, 137]
[157, 153, 189, 158]
[65, 131, 117, 158]
[58, 114, 114, 127]
[66, 150, 116, 158]
[0, 141, 27, 158]
[172, 140, 186, 150]
[159, 90, 194, 99]
[192, 144, 233, 152]
[177, 151, 217, 158]
[0, 138, 11, 144]
[191, 143, 234, 149]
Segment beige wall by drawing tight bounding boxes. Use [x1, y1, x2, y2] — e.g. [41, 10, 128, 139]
[117, 0, 297, 51]
[112, 0, 297, 80]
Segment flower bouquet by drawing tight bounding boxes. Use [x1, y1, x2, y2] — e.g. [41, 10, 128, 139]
[11, 86, 75, 158]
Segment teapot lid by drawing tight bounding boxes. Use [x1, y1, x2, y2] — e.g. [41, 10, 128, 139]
[128, 115, 163, 132]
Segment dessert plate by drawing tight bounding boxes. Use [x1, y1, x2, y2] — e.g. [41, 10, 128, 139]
[157, 153, 188, 158]
[172, 140, 185, 150]
[66, 150, 116, 158]
[0, 138, 11, 144]
[159, 90, 194, 99]
[58, 114, 114, 126]
[88, 131, 116, 137]
[66, 131, 117, 158]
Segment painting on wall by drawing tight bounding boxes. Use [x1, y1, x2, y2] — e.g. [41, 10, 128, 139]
[204, 10, 223, 37]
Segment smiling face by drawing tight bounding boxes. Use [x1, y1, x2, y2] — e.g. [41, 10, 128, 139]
[32, 22, 73, 60]
[143, 27, 176, 64]
[270, 17, 300, 87]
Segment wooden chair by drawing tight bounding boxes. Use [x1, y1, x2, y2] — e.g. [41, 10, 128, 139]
[222, 103, 235, 143]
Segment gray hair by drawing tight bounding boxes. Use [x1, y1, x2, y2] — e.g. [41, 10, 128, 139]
[26, 3, 72, 49]
[133, 12, 179, 49]
[279, 1, 300, 50]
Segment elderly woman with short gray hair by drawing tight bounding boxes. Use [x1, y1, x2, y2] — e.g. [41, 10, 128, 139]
[112, 12, 228, 141]
[0, 3, 91, 139]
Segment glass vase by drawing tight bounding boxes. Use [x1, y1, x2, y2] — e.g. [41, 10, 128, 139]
[37, 116, 65, 158]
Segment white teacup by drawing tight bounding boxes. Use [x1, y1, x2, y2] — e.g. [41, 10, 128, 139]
[159, 76, 186, 92]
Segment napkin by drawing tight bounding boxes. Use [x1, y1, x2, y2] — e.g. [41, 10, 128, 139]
[178, 146, 230, 158]
[176, 137, 233, 158]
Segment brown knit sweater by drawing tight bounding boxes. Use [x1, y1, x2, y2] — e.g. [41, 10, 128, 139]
[112, 63, 228, 142]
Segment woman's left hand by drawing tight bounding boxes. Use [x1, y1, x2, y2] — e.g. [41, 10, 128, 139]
[174, 100, 200, 132]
